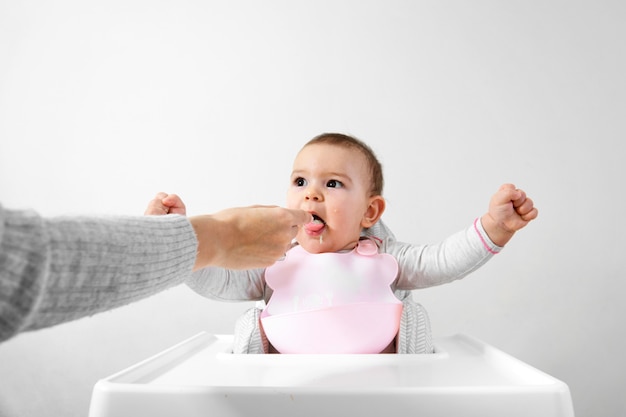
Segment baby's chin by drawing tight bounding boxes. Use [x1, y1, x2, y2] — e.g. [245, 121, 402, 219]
[297, 239, 330, 254]
[296, 234, 357, 254]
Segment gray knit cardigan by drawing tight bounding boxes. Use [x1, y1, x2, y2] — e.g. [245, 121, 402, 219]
[0, 204, 197, 343]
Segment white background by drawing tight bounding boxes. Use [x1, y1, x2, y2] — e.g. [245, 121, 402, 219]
[0, 1, 624, 416]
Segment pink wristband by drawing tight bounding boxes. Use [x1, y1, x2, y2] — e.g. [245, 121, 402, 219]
[474, 218, 500, 255]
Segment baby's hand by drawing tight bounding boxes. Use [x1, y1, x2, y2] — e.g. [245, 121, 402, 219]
[481, 184, 538, 246]
[144, 192, 187, 215]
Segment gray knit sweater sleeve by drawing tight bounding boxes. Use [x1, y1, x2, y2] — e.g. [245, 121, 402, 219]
[0, 204, 197, 343]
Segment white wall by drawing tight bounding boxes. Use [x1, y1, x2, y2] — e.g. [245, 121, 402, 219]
[0, 1, 624, 416]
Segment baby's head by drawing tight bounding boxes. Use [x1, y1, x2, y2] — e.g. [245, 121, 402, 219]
[287, 133, 386, 254]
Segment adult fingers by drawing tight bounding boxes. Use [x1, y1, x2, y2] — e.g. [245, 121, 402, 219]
[285, 208, 314, 226]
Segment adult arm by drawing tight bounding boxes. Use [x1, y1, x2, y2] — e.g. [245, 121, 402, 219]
[0, 204, 196, 343]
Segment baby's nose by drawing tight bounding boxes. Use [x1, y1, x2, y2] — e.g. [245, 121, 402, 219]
[306, 189, 322, 201]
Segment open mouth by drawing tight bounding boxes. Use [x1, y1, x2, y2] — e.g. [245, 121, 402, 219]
[304, 213, 326, 234]
[311, 214, 326, 225]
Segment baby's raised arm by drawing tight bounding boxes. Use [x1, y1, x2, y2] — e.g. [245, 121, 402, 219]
[480, 184, 538, 247]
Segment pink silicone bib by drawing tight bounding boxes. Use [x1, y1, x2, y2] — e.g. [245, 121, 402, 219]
[261, 239, 402, 354]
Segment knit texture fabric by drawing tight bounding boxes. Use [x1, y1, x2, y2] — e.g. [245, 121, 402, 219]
[0, 204, 197, 342]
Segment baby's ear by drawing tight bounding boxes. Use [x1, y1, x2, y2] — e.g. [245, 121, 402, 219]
[361, 196, 386, 228]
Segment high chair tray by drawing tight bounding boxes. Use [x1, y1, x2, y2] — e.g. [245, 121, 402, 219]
[88, 332, 574, 417]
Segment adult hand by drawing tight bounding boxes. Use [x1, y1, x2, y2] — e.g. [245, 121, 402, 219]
[190, 206, 313, 270]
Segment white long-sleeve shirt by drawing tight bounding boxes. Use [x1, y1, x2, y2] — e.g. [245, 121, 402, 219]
[186, 218, 502, 303]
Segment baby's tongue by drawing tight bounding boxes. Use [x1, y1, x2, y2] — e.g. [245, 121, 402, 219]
[304, 220, 325, 233]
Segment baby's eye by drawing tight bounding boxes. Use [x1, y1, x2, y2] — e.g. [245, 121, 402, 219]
[294, 177, 307, 187]
[326, 179, 343, 188]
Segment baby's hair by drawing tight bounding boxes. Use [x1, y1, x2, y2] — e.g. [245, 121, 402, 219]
[304, 133, 384, 196]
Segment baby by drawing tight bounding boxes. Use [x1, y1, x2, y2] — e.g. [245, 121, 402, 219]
[146, 133, 537, 354]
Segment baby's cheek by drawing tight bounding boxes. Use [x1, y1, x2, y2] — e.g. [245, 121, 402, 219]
[285, 195, 300, 210]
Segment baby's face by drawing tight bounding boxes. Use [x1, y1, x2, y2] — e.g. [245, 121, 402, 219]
[287, 143, 374, 253]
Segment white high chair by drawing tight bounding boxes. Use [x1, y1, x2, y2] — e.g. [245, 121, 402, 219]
[88, 328, 575, 417]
